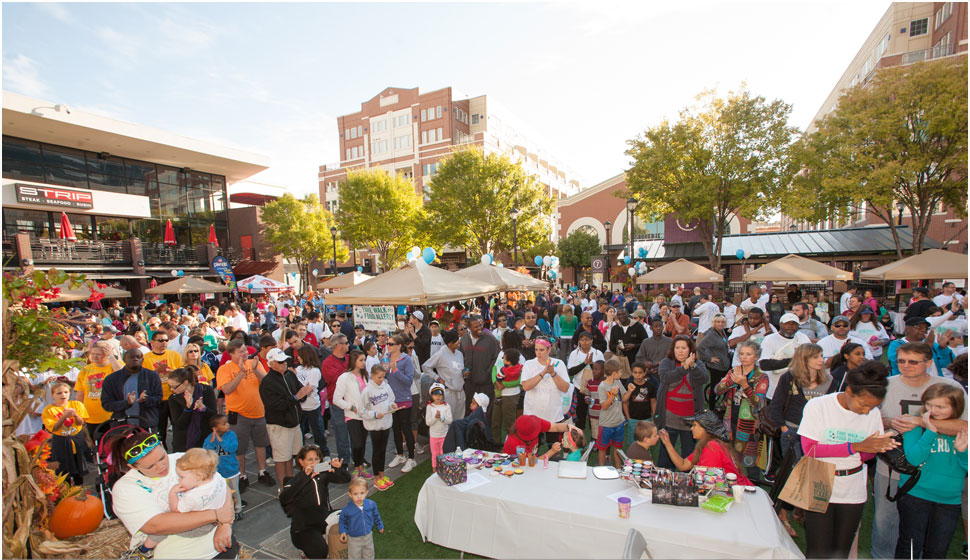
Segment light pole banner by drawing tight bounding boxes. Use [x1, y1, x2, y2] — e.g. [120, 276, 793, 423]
[353, 305, 397, 332]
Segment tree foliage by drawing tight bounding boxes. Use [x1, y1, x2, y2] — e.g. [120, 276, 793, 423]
[260, 193, 347, 291]
[424, 148, 553, 258]
[784, 58, 968, 256]
[557, 229, 602, 282]
[625, 86, 797, 273]
[335, 169, 429, 272]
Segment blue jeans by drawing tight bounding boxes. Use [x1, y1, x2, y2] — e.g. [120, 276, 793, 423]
[656, 427, 694, 471]
[300, 406, 330, 456]
[779, 428, 802, 460]
[328, 404, 352, 464]
[871, 469, 899, 559]
[895, 493, 961, 559]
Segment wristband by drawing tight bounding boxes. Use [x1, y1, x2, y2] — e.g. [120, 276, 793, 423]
[846, 442, 853, 455]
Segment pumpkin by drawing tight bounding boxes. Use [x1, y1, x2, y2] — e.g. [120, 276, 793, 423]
[49, 492, 104, 539]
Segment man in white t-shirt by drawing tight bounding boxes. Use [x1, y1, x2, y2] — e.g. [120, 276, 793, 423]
[113, 443, 235, 559]
[228, 307, 248, 332]
[869, 341, 968, 559]
[933, 281, 965, 311]
[692, 293, 720, 336]
[839, 286, 857, 315]
[818, 315, 873, 368]
[758, 313, 811, 399]
[728, 307, 776, 367]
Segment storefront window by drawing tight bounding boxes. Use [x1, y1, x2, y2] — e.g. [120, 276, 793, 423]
[41, 145, 87, 170]
[95, 216, 131, 241]
[44, 166, 90, 189]
[3, 208, 52, 238]
[124, 160, 158, 196]
[87, 172, 127, 193]
[158, 182, 186, 218]
[132, 219, 161, 244]
[156, 165, 181, 186]
[55, 213, 94, 241]
[3, 158, 45, 182]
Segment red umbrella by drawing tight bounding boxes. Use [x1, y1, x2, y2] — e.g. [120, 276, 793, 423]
[163, 219, 176, 246]
[59, 212, 77, 241]
[149, 278, 158, 288]
[208, 224, 219, 246]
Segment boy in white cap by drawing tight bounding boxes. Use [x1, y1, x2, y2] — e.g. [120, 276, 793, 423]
[442, 392, 492, 453]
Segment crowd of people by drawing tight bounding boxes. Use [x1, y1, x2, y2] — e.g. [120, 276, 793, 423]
[17, 280, 969, 559]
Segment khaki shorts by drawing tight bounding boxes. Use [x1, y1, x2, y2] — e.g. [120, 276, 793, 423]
[266, 424, 303, 462]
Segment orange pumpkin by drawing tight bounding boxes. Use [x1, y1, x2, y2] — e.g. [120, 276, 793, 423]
[49, 492, 104, 539]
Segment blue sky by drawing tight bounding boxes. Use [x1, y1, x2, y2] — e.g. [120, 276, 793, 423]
[2, 1, 889, 196]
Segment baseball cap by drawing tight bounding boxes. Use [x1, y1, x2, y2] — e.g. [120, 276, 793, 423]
[914, 286, 930, 295]
[104, 325, 119, 333]
[472, 392, 490, 411]
[832, 315, 850, 325]
[859, 307, 874, 315]
[266, 348, 288, 363]
[671, 301, 681, 307]
[906, 316, 929, 327]
[430, 320, 440, 326]
[631, 309, 648, 319]
[779, 313, 799, 324]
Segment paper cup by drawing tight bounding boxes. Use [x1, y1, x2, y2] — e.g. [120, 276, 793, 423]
[732, 485, 745, 503]
[618, 496, 632, 518]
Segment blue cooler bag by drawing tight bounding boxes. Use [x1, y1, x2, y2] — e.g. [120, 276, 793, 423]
[436, 453, 467, 486]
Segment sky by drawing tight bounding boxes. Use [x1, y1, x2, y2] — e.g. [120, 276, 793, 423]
[2, 1, 891, 196]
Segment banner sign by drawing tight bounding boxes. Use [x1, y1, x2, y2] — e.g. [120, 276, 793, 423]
[16, 183, 94, 209]
[211, 256, 237, 292]
[353, 305, 397, 332]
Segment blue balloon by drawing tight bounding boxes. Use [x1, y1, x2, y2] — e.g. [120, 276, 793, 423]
[357, 266, 363, 272]
[177, 270, 184, 277]
[638, 247, 647, 258]
[623, 256, 631, 265]
[736, 249, 745, 260]
[422, 247, 436, 264]
[534, 256, 543, 266]
[312, 268, 319, 276]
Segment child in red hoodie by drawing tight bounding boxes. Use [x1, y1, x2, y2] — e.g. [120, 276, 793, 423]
[491, 349, 523, 441]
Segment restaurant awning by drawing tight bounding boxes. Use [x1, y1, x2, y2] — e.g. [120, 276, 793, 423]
[636, 259, 723, 284]
[860, 249, 969, 281]
[744, 254, 853, 282]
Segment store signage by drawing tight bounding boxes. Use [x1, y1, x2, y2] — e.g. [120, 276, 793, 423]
[591, 257, 604, 272]
[211, 256, 237, 292]
[15, 184, 94, 209]
[353, 305, 397, 332]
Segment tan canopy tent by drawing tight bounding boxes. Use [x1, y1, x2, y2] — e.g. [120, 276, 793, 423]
[455, 263, 549, 292]
[861, 249, 969, 281]
[317, 271, 374, 290]
[47, 281, 132, 302]
[146, 277, 231, 295]
[744, 254, 852, 282]
[323, 260, 500, 305]
[636, 259, 723, 284]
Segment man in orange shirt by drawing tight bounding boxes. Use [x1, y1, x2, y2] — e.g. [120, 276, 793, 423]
[142, 330, 184, 448]
[217, 339, 275, 490]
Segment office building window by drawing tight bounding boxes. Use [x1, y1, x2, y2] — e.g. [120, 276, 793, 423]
[421, 131, 428, 144]
[350, 128, 357, 139]
[436, 106, 442, 119]
[936, 2, 952, 29]
[346, 148, 351, 160]
[373, 119, 386, 133]
[910, 18, 927, 36]
[436, 127, 443, 142]
[423, 163, 438, 177]
[471, 114, 479, 125]
[421, 109, 427, 122]
[345, 129, 350, 140]
[357, 125, 363, 137]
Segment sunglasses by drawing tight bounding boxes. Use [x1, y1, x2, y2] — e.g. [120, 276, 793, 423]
[124, 433, 161, 464]
[898, 359, 927, 366]
[154, 338, 169, 343]
[187, 350, 199, 353]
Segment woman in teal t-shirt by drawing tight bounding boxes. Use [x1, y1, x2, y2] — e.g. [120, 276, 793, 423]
[896, 383, 969, 560]
[557, 304, 578, 359]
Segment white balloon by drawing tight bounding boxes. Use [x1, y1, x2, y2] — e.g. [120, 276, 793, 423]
[542, 256, 552, 267]
[480, 254, 491, 266]
[497, 263, 504, 268]
[628, 267, 636, 276]
[171, 269, 179, 277]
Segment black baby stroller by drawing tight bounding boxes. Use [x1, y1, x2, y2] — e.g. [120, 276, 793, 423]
[92, 416, 155, 520]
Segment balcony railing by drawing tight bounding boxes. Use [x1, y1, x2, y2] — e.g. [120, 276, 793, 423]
[29, 239, 131, 264]
[142, 243, 209, 266]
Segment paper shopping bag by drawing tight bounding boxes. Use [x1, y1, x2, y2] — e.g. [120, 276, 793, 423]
[617, 355, 632, 378]
[778, 454, 835, 513]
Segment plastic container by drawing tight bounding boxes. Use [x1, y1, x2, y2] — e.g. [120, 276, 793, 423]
[618, 496, 632, 518]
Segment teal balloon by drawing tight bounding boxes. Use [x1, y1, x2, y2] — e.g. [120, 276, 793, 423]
[622, 256, 631, 265]
[357, 266, 363, 272]
[736, 249, 745, 260]
[534, 256, 543, 266]
[422, 247, 436, 264]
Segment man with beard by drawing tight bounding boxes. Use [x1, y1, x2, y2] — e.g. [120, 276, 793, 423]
[608, 309, 648, 366]
[101, 349, 163, 430]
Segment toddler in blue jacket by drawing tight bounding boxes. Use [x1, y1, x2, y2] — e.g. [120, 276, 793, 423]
[339, 478, 384, 559]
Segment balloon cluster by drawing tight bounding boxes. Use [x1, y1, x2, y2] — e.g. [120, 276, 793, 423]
[170, 269, 185, 277]
[406, 246, 438, 265]
[480, 254, 494, 266]
[312, 268, 319, 276]
[626, 261, 648, 278]
[533, 255, 559, 280]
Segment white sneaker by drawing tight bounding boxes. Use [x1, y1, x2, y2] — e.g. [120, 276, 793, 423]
[414, 443, 425, 455]
[265, 457, 275, 467]
[401, 459, 416, 473]
[388, 455, 405, 468]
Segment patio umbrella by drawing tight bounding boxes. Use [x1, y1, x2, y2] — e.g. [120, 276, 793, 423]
[744, 254, 852, 282]
[636, 259, 723, 284]
[146, 276, 231, 295]
[860, 249, 969, 281]
[237, 274, 288, 293]
[46, 281, 132, 302]
[208, 224, 219, 246]
[324, 260, 500, 305]
[164, 219, 176, 246]
[317, 271, 374, 290]
[455, 263, 549, 292]
[59, 212, 77, 241]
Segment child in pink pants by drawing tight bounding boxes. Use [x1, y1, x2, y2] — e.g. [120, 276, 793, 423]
[425, 383, 453, 468]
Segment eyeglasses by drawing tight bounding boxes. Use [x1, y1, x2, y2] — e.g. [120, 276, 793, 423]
[187, 350, 199, 353]
[387, 342, 399, 346]
[154, 338, 169, 343]
[124, 433, 161, 464]
[898, 359, 927, 366]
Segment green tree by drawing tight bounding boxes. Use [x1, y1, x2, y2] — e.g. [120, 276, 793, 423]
[424, 148, 553, 259]
[557, 229, 602, 284]
[260, 193, 347, 292]
[335, 169, 429, 272]
[625, 86, 797, 273]
[784, 58, 968, 257]
[523, 239, 557, 268]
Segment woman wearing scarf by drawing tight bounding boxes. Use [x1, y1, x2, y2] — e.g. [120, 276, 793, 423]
[713, 339, 768, 480]
[167, 367, 218, 451]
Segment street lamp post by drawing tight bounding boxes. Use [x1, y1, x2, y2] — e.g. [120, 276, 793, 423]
[510, 208, 520, 267]
[895, 201, 905, 226]
[329, 226, 338, 275]
[626, 198, 638, 282]
[604, 220, 612, 286]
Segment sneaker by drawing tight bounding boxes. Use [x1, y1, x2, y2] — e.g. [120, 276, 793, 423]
[414, 443, 425, 455]
[265, 457, 276, 467]
[381, 475, 394, 489]
[121, 546, 154, 560]
[358, 466, 373, 479]
[234, 511, 244, 521]
[258, 471, 276, 486]
[388, 455, 405, 468]
[238, 476, 249, 494]
[241, 500, 248, 508]
[401, 459, 416, 473]
[304, 433, 313, 440]
[374, 477, 389, 491]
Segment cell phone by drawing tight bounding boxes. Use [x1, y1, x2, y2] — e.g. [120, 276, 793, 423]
[313, 458, 332, 473]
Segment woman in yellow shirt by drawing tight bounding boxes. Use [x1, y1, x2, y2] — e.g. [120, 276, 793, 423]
[74, 341, 123, 441]
[182, 343, 214, 385]
[43, 381, 90, 485]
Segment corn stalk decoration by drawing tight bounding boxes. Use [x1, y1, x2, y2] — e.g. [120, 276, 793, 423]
[2, 269, 101, 558]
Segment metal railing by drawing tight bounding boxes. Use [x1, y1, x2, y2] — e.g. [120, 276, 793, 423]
[142, 243, 207, 265]
[29, 239, 131, 264]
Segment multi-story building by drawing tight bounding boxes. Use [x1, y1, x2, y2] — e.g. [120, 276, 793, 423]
[318, 87, 583, 264]
[1, 91, 270, 300]
[788, 2, 967, 253]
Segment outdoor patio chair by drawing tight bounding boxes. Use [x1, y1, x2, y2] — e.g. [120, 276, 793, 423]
[623, 528, 652, 559]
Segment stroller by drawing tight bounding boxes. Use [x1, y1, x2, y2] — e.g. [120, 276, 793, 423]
[91, 415, 155, 520]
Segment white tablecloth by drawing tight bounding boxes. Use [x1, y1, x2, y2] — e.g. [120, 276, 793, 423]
[414, 464, 804, 559]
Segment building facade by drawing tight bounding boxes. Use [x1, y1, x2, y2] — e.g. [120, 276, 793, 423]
[2, 91, 270, 299]
[788, 2, 967, 252]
